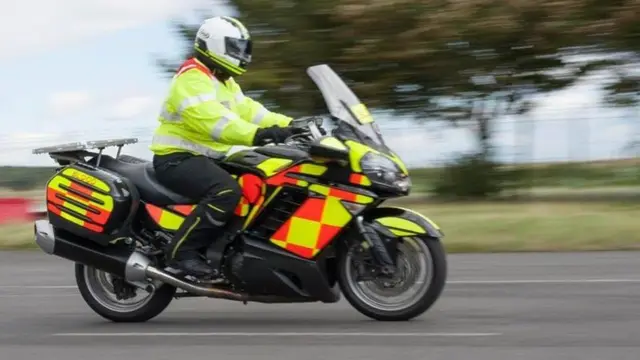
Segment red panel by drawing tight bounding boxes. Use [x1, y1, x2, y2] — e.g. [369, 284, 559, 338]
[328, 188, 358, 202]
[239, 174, 264, 204]
[293, 198, 325, 222]
[0, 197, 31, 224]
[271, 217, 291, 242]
[170, 205, 195, 216]
[145, 203, 164, 222]
[69, 182, 94, 197]
[265, 165, 301, 187]
[285, 243, 315, 258]
[316, 224, 341, 250]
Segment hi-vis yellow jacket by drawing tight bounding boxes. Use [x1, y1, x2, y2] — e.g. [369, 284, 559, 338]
[150, 58, 292, 158]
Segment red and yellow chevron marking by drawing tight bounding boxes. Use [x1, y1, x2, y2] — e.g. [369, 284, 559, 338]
[146, 173, 269, 230]
[145, 204, 187, 231]
[264, 163, 327, 188]
[269, 185, 364, 259]
[308, 184, 373, 204]
[243, 189, 266, 228]
[239, 173, 264, 204]
[235, 197, 251, 217]
[349, 173, 372, 186]
[234, 173, 266, 220]
[61, 168, 111, 192]
[46, 174, 114, 233]
[169, 205, 196, 216]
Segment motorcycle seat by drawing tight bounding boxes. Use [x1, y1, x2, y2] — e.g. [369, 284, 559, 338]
[98, 155, 194, 206]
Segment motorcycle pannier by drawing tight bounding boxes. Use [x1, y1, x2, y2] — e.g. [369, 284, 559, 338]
[45, 163, 139, 246]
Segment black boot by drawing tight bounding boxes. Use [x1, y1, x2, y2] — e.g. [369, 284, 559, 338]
[163, 203, 221, 278]
[205, 213, 245, 271]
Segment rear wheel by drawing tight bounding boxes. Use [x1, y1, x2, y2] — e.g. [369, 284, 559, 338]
[338, 236, 447, 321]
[75, 263, 176, 322]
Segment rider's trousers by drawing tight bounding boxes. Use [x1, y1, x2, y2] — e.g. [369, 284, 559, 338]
[152, 152, 241, 261]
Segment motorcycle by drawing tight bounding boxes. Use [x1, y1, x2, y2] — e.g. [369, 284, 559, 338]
[32, 64, 447, 322]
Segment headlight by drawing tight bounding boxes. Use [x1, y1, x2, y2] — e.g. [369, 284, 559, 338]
[361, 152, 397, 173]
[360, 152, 411, 193]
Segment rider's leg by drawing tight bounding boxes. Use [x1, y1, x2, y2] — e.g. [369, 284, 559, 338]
[152, 153, 241, 277]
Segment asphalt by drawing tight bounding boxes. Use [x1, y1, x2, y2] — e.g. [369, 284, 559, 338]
[1, 250, 640, 360]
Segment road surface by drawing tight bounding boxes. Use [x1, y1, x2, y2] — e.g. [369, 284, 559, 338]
[0, 251, 639, 360]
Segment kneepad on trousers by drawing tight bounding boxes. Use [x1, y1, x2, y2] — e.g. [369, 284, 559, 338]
[152, 152, 242, 260]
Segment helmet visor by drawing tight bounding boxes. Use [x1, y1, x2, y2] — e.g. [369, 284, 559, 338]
[225, 37, 252, 63]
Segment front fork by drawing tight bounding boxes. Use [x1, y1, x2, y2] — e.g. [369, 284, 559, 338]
[354, 216, 397, 276]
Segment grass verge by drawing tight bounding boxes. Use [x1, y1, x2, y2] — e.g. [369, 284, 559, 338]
[2, 201, 639, 252]
[410, 201, 640, 252]
[0, 222, 36, 249]
[409, 157, 640, 192]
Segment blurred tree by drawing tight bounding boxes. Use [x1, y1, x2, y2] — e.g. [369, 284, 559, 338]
[0, 166, 56, 191]
[331, 0, 615, 197]
[579, 1, 640, 170]
[337, 0, 627, 155]
[158, 0, 637, 196]
[159, 1, 614, 149]
[156, 0, 349, 116]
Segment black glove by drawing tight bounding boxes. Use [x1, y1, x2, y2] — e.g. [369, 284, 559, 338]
[253, 126, 299, 146]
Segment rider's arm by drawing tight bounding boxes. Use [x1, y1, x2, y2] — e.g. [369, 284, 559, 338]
[177, 71, 260, 147]
[231, 80, 293, 128]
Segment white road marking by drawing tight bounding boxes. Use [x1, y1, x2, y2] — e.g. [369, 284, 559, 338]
[2, 278, 640, 291]
[447, 279, 640, 284]
[53, 332, 501, 337]
[0, 285, 76, 289]
[0, 294, 76, 298]
[3, 278, 640, 289]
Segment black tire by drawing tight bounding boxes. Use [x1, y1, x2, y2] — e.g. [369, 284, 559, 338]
[75, 263, 176, 323]
[337, 236, 447, 321]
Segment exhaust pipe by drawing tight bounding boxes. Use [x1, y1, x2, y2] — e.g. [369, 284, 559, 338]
[34, 220, 249, 301]
[143, 266, 244, 300]
[35, 220, 134, 278]
[35, 220, 314, 303]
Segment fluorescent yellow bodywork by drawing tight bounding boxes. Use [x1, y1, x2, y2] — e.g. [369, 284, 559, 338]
[372, 207, 442, 238]
[61, 168, 111, 192]
[298, 163, 328, 176]
[48, 175, 114, 212]
[308, 184, 374, 204]
[319, 136, 349, 151]
[256, 158, 293, 176]
[375, 217, 426, 236]
[156, 210, 187, 231]
[344, 140, 408, 175]
[389, 206, 441, 230]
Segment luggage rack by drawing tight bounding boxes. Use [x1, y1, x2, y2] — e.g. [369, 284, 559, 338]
[32, 138, 139, 166]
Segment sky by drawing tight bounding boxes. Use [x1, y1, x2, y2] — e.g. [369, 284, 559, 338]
[0, 0, 637, 168]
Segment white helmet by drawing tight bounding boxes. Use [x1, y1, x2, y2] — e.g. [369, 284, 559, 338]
[194, 16, 252, 77]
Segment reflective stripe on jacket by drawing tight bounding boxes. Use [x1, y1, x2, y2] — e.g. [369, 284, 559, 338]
[150, 58, 292, 158]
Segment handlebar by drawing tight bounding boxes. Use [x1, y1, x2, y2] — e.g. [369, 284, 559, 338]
[283, 116, 326, 146]
[307, 119, 324, 140]
[257, 116, 326, 149]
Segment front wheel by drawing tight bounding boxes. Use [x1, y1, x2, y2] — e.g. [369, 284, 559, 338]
[338, 236, 447, 321]
[75, 263, 176, 322]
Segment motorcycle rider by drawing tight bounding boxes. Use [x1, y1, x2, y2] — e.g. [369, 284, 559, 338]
[149, 16, 300, 277]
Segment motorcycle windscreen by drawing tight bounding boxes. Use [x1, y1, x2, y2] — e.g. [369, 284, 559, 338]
[306, 64, 386, 146]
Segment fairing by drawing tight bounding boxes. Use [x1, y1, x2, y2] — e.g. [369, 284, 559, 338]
[306, 65, 407, 174]
[365, 206, 443, 239]
[306, 65, 386, 148]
